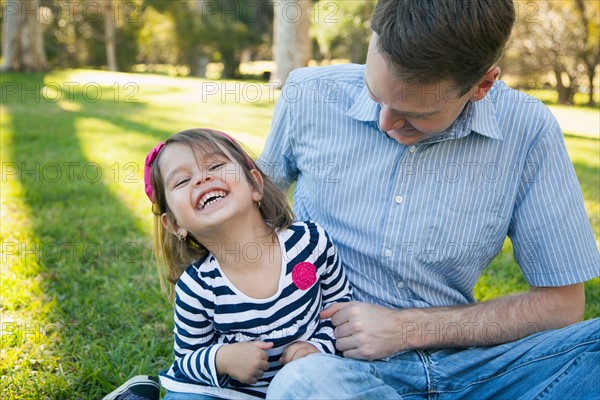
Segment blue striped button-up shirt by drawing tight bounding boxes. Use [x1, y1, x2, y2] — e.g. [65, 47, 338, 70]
[259, 64, 599, 309]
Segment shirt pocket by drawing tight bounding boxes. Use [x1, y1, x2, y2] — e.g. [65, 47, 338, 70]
[416, 184, 506, 268]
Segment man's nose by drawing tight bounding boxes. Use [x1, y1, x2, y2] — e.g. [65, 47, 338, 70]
[379, 106, 406, 132]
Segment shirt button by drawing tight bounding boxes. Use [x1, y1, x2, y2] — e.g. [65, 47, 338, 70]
[395, 195, 404, 204]
[397, 281, 405, 289]
[384, 249, 393, 258]
[408, 146, 417, 153]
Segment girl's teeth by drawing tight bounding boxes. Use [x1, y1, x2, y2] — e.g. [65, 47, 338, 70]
[205, 198, 221, 208]
[199, 191, 227, 208]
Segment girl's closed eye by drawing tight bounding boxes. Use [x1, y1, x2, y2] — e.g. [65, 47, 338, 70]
[172, 163, 225, 189]
[209, 162, 225, 171]
[173, 178, 190, 189]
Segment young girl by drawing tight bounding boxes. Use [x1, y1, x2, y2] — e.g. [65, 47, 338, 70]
[145, 128, 351, 399]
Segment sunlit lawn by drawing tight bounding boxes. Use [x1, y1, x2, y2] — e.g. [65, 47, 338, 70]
[1, 70, 598, 398]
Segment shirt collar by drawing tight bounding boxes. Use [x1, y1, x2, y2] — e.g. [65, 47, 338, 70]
[466, 82, 504, 140]
[345, 76, 504, 142]
[345, 84, 380, 122]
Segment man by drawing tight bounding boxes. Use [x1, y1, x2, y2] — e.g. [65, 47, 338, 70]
[259, 0, 600, 398]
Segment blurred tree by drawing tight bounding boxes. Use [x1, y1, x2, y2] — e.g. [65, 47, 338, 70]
[136, 6, 179, 67]
[501, 0, 599, 105]
[42, 0, 140, 71]
[144, 0, 272, 78]
[574, 0, 600, 107]
[310, 0, 375, 63]
[1, 0, 49, 71]
[167, 1, 213, 77]
[217, 0, 273, 79]
[272, 0, 311, 85]
[102, 0, 117, 71]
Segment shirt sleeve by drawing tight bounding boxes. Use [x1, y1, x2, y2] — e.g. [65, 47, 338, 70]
[257, 71, 299, 191]
[307, 226, 353, 354]
[172, 274, 230, 388]
[508, 115, 600, 286]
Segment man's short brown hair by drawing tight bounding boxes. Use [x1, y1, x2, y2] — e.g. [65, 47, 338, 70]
[371, 0, 515, 92]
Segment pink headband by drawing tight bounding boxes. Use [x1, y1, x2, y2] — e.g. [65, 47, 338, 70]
[143, 130, 253, 203]
[144, 142, 164, 203]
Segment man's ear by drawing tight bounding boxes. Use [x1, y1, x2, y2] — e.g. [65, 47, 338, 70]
[161, 213, 187, 238]
[250, 169, 264, 202]
[470, 67, 500, 102]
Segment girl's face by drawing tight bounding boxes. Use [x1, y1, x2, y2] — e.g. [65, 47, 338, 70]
[158, 143, 262, 240]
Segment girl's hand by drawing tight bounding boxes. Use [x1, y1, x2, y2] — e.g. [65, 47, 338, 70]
[279, 341, 320, 364]
[216, 341, 274, 384]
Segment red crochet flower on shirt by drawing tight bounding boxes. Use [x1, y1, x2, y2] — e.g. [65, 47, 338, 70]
[291, 262, 317, 290]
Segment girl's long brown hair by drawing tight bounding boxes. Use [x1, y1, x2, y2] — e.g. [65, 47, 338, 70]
[150, 129, 294, 298]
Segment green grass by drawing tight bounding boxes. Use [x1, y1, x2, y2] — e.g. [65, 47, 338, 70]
[533, 88, 599, 110]
[1, 69, 276, 398]
[1, 70, 598, 398]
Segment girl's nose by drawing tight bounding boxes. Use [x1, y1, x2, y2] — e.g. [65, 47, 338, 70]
[194, 173, 212, 186]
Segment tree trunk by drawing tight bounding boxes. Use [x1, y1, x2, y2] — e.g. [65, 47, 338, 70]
[189, 48, 209, 78]
[350, 37, 364, 64]
[221, 46, 240, 79]
[1, 0, 48, 72]
[573, 0, 598, 107]
[554, 66, 576, 105]
[272, 0, 311, 86]
[586, 62, 597, 107]
[103, 0, 118, 71]
[1, 0, 22, 71]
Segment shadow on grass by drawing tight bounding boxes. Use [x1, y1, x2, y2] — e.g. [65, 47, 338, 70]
[2, 72, 172, 398]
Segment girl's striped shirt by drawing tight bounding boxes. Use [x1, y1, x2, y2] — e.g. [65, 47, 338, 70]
[159, 220, 352, 399]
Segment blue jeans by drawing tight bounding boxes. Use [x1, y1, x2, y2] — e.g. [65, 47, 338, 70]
[163, 391, 222, 400]
[267, 318, 600, 399]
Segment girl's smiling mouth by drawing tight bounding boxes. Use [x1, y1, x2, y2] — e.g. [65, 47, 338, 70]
[198, 190, 228, 210]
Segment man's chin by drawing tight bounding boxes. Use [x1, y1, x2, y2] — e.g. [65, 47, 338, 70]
[386, 129, 422, 146]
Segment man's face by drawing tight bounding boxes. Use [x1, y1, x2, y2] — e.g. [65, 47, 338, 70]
[364, 34, 474, 146]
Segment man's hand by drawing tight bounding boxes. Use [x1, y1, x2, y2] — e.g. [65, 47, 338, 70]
[279, 341, 320, 364]
[321, 301, 403, 360]
[321, 284, 585, 361]
[216, 341, 273, 384]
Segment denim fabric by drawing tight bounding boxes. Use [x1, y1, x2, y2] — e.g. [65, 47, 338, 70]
[266, 319, 600, 399]
[163, 391, 222, 400]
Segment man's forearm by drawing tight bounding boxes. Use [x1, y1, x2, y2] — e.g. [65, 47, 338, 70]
[395, 283, 585, 350]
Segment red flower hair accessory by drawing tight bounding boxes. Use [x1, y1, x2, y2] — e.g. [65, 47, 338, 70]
[144, 142, 164, 203]
[292, 262, 317, 290]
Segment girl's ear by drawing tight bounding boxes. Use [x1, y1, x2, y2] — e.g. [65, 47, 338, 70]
[161, 213, 187, 238]
[249, 169, 264, 202]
